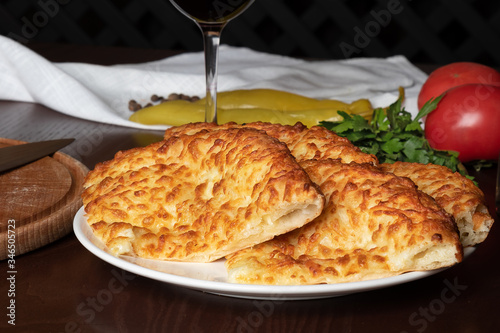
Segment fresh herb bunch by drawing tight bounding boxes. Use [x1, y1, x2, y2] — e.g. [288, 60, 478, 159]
[320, 96, 470, 178]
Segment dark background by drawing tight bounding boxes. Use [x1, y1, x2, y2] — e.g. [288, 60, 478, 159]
[1, 0, 500, 67]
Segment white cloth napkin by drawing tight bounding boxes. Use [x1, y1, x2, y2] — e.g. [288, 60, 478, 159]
[0, 35, 428, 130]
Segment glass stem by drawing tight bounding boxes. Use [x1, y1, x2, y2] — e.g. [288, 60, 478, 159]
[201, 24, 225, 124]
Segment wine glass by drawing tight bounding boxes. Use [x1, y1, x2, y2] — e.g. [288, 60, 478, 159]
[169, 0, 255, 124]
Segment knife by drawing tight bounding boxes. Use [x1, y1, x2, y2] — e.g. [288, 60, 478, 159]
[0, 138, 75, 173]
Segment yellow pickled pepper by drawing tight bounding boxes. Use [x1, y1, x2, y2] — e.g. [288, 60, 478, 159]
[129, 88, 374, 127]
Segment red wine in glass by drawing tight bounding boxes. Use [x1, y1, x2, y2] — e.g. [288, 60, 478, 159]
[169, 0, 255, 123]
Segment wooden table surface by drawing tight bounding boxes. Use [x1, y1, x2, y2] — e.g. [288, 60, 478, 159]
[0, 42, 499, 333]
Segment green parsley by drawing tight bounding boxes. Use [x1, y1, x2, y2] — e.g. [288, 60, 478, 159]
[320, 95, 471, 179]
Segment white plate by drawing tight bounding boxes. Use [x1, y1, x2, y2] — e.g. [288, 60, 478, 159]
[73, 207, 474, 300]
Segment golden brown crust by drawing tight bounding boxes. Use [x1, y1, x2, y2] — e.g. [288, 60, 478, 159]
[245, 122, 378, 165]
[83, 127, 325, 262]
[380, 162, 494, 247]
[225, 160, 463, 285]
[164, 122, 378, 165]
[83, 121, 476, 285]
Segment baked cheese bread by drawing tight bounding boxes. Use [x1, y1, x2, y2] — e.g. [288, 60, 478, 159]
[83, 127, 325, 262]
[225, 159, 463, 285]
[380, 162, 494, 247]
[164, 122, 378, 165]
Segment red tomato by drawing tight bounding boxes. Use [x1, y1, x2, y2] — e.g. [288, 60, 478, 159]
[424, 84, 500, 162]
[418, 62, 500, 109]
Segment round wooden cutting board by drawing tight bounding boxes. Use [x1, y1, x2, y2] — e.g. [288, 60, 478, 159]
[0, 138, 89, 259]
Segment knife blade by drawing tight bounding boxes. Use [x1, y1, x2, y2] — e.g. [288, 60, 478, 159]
[0, 138, 75, 173]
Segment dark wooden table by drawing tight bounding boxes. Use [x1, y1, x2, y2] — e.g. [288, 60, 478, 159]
[1, 43, 499, 333]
